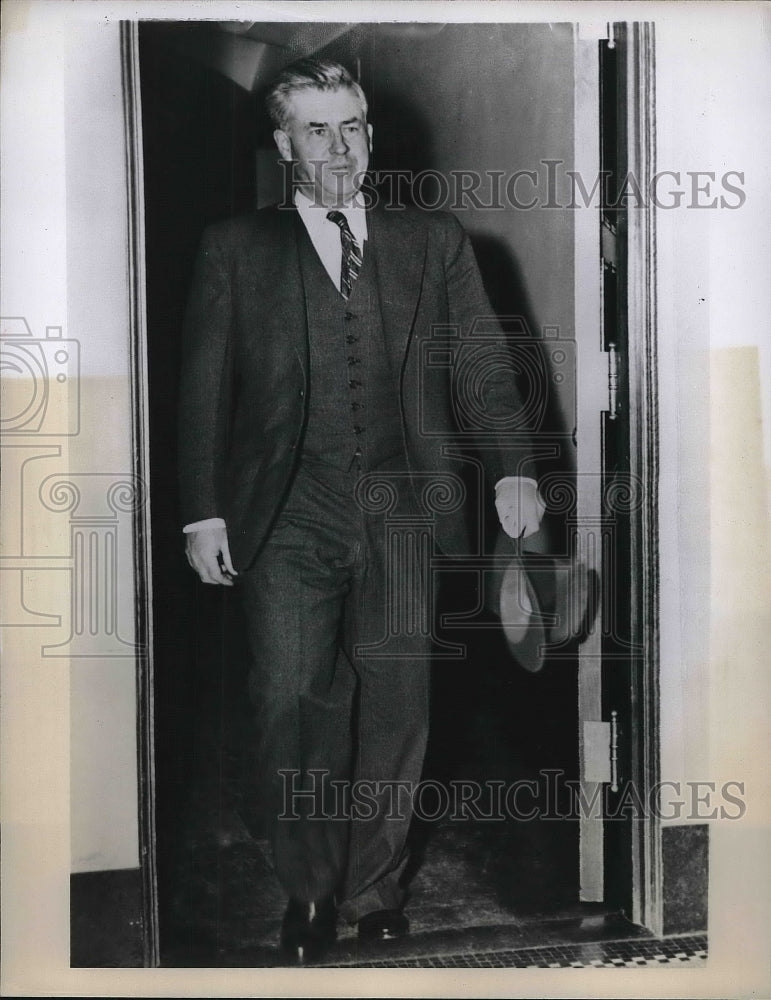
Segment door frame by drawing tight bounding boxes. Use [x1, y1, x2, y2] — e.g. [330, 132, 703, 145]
[122, 18, 663, 964]
[121, 20, 159, 967]
[614, 20, 661, 935]
[573, 21, 660, 932]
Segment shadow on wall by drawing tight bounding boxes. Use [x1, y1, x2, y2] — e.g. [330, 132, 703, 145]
[468, 231, 575, 556]
[364, 42, 576, 550]
[471, 231, 573, 456]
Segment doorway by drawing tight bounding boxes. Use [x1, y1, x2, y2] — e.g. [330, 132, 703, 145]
[136, 20, 654, 965]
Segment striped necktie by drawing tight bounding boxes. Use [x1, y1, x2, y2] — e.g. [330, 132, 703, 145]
[326, 210, 362, 300]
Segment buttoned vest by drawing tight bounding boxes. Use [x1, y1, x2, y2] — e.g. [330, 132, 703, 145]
[297, 223, 405, 473]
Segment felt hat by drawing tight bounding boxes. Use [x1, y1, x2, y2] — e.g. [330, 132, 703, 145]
[486, 530, 597, 673]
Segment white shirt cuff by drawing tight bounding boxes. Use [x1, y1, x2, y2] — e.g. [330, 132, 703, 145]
[494, 476, 539, 493]
[183, 517, 226, 534]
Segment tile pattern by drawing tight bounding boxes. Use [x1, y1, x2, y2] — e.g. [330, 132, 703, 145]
[321, 933, 708, 969]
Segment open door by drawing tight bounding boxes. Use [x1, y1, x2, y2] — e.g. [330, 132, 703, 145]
[127, 17, 661, 965]
[574, 22, 659, 928]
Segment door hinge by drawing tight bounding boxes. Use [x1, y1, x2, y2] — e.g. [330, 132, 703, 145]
[607, 342, 620, 420]
[583, 711, 619, 790]
[601, 216, 618, 269]
[601, 216, 621, 419]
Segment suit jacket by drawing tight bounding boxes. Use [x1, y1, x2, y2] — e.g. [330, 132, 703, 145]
[178, 202, 535, 571]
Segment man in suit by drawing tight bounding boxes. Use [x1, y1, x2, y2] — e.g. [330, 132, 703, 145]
[179, 58, 545, 962]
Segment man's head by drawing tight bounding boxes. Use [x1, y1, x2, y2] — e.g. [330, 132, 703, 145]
[267, 58, 373, 207]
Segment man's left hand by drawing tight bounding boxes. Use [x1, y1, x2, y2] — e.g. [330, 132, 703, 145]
[495, 477, 546, 539]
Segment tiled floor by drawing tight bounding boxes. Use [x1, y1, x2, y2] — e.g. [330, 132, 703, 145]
[320, 933, 709, 969]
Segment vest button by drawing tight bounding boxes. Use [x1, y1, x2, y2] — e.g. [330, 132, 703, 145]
[345, 311, 356, 321]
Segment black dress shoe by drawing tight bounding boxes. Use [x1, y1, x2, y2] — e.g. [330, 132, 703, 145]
[357, 908, 409, 941]
[280, 897, 337, 964]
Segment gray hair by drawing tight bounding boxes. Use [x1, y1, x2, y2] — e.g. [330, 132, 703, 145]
[266, 58, 368, 131]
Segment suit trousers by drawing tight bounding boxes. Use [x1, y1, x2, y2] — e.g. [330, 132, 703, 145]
[238, 457, 432, 922]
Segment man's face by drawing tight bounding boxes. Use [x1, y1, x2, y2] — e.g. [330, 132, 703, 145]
[274, 86, 373, 207]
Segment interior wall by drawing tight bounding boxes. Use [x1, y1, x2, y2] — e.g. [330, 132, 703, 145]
[371, 26, 574, 341]
[654, 6, 770, 973]
[1, 2, 72, 971]
[363, 23, 576, 471]
[64, 21, 140, 873]
[655, 12, 769, 825]
[1, 19, 142, 987]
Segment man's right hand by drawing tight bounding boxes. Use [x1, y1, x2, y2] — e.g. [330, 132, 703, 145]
[185, 523, 238, 586]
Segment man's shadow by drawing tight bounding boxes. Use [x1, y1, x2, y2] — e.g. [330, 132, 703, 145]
[403, 231, 581, 900]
